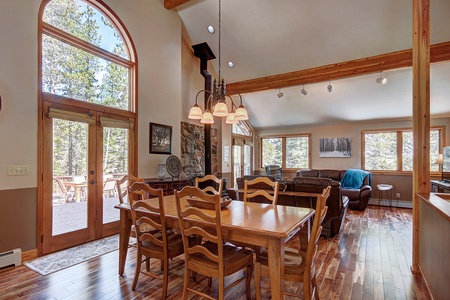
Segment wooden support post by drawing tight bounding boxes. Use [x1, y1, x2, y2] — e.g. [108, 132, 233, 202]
[412, 0, 430, 273]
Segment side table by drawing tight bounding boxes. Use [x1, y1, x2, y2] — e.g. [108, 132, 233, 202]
[377, 184, 394, 207]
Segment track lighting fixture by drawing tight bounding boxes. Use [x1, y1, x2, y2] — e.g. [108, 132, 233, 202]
[300, 85, 307, 96]
[277, 89, 284, 99]
[376, 71, 388, 84]
[327, 82, 333, 92]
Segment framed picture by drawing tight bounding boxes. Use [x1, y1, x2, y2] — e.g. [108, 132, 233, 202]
[149, 123, 172, 154]
[319, 137, 351, 158]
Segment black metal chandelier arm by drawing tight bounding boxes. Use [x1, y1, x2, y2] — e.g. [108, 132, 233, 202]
[194, 89, 213, 107]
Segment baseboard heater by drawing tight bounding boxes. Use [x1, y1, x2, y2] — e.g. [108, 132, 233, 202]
[0, 248, 22, 269]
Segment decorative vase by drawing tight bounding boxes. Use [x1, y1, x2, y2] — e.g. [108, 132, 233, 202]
[157, 164, 166, 180]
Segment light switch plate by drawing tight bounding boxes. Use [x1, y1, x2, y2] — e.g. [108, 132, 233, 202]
[7, 165, 30, 176]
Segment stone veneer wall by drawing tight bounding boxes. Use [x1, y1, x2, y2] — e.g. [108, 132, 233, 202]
[180, 122, 217, 179]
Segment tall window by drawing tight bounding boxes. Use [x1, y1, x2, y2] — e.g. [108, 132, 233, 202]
[363, 127, 443, 172]
[261, 135, 310, 169]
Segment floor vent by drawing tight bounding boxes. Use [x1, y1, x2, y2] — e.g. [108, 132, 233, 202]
[0, 248, 22, 269]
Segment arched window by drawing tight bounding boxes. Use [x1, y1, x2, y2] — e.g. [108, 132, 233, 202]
[41, 0, 136, 110]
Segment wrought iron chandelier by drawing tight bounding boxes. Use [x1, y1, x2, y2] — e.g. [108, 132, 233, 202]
[188, 0, 249, 125]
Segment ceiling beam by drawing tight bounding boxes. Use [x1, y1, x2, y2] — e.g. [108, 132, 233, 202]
[226, 41, 450, 95]
[164, 0, 191, 10]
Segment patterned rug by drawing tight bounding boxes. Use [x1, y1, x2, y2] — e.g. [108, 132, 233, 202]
[24, 235, 119, 276]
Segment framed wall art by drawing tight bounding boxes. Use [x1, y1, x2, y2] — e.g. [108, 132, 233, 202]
[319, 137, 351, 158]
[149, 122, 172, 154]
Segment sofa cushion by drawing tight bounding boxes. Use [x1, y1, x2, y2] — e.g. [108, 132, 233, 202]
[318, 169, 342, 181]
[297, 169, 320, 177]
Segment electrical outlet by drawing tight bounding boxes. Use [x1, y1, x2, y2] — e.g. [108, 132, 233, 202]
[7, 165, 30, 176]
[396, 193, 400, 199]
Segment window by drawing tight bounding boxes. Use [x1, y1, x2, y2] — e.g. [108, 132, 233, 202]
[261, 135, 310, 169]
[232, 122, 252, 136]
[363, 128, 443, 172]
[42, 0, 134, 110]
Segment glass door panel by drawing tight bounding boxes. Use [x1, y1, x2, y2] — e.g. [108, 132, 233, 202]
[233, 145, 242, 188]
[243, 145, 251, 176]
[52, 118, 88, 235]
[102, 126, 129, 224]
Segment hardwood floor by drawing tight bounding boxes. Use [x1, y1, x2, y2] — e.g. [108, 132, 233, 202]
[0, 206, 430, 299]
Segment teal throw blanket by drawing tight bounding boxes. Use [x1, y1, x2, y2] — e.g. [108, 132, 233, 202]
[340, 169, 370, 189]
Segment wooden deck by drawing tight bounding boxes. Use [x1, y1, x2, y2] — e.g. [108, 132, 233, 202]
[0, 206, 431, 299]
[53, 197, 119, 235]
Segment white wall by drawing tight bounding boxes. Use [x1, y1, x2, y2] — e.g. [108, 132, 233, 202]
[104, 0, 184, 178]
[0, 1, 40, 190]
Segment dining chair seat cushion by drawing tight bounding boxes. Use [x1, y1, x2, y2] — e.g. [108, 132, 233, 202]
[189, 241, 254, 273]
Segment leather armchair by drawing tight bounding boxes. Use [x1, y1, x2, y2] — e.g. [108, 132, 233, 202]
[296, 169, 372, 211]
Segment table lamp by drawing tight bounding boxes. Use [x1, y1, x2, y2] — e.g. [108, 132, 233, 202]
[435, 154, 444, 181]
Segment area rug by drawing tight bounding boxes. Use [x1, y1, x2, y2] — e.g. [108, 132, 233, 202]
[24, 235, 119, 276]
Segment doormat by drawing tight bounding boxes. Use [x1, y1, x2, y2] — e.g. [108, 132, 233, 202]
[24, 234, 119, 276]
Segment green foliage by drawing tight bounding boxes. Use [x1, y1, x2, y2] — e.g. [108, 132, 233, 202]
[44, 0, 130, 177]
[365, 130, 440, 171]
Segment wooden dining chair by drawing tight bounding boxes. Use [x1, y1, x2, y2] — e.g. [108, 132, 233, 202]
[195, 174, 224, 196]
[254, 185, 331, 300]
[128, 182, 184, 298]
[243, 176, 279, 205]
[175, 186, 254, 300]
[237, 177, 280, 256]
[116, 174, 144, 204]
[118, 175, 154, 248]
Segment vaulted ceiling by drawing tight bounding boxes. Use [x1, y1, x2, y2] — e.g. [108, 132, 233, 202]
[166, 0, 450, 129]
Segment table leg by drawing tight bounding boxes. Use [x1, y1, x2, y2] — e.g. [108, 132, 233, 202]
[118, 209, 132, 276]
[267, 237, 284, 300]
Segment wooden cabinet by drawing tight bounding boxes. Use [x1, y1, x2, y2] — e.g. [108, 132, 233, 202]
[144, 178, 193, 195]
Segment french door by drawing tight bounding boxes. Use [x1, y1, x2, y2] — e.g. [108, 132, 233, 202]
[42, 100, 134, 254]
[232, 144, 252, 188]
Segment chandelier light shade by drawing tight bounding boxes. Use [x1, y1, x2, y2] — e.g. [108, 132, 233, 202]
[212, 100, 229, 116]
[234, 105, 249, 120]
[188, 103, 203, 119]
[187, 0, 249, 125]
[233, 94, 249, 120]
[226, 112, 239, 124]
[200, 110, 214, 124]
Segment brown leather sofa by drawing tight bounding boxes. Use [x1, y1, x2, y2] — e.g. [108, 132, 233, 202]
[296, 169, 372, 211]
[234, 175, 349, 237]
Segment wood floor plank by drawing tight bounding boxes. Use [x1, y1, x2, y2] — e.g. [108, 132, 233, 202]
[0, 206, 427, 299]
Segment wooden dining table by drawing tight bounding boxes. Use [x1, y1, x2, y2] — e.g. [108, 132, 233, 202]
[115, 195, 315, 300]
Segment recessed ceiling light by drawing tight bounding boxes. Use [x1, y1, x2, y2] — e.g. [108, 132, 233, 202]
[207, 25, 215, 34]
[228, 61, 235, 68]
